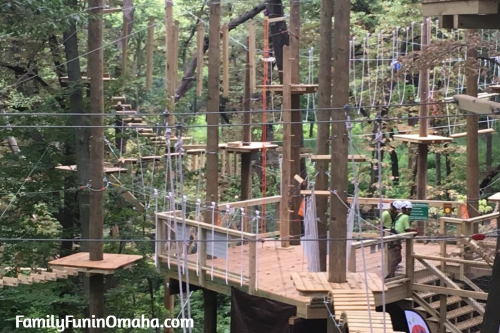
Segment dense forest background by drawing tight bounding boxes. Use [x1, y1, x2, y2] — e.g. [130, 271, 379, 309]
[1, 0, 499, 332]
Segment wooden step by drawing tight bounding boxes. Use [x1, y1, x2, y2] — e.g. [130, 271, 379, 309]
[113, 104, 132, 110]
[112, 96, 127, 102]
[124, 117, 144, 123]
[456, 316, 483, 330]
[415, 296, 462, 311]
[128, 123, 148, 127]
[140, 133, 156, 137]
[446, 305, 475, 320]
[138, 128, 153, 133]
[114, 110, 137, 115]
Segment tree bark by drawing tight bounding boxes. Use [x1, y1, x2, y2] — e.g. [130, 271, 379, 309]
[267, 0, 289, 83]
[63, 0, 91, 251]
[174, 2, 266, 102]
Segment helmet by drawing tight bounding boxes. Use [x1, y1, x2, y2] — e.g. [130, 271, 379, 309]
[402, 200, 413, 209]
[392, 200, 403, 210]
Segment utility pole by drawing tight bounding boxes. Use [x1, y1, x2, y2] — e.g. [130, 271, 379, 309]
[204, 0, 220, 331]
[466, 30, 479, 221]
[88, 0, 105, 331]
[289, 0, 302, 245]
[315, 0, 332, 271]
[416, 18, 430, 235]
[329, 0, 350, 283]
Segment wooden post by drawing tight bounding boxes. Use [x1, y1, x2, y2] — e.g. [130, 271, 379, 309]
[316, 0, 333, 271]
[241, 39, 252, 200]
[221, 150, 226, 176]
[121, 16, 129, 75]
[165, 1, 175, 126]
[205, 0, 220, 218]
[248, 238, 256, 294]
[405, 238, 414, 290]
[234, 154, 239, 175]
[280, 45, 292, 248]
[227, 152, 233, 176]
[196, 22, 205, 97]
[88, 0, 104, 330]
[203, 289, 217, 333]
[248, 20, 256, 95]
[417, 17, 430, 236]
[222, 23, 229, 97]
[466, 30, 480, 221]
[289, 0, 302, 246]
[146, 17, 155, 91]
[164, 279, 175, 333]
[329, 0, 350, 283]
[172, 21, 179, 89]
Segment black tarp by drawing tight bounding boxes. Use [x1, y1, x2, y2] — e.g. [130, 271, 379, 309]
[230, 287, 297, 333]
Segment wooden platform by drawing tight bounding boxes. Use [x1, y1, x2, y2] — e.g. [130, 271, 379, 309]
[255, 84, 318, 94]
[49, 252, 143, 274]
[55, 165, 127, 174]
[224, 141, 278, 153]
[332, 290, 404, 333]
[310, 154, 367, 162]
[393, 134, 453, 144]
[291, 272, 386, 294]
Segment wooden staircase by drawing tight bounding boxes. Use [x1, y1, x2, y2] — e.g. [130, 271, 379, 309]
[411, 265, 484, 333]
[0, 267, 79, 288]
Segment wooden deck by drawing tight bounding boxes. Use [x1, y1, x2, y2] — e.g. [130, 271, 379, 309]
[158, 240, 446, 318]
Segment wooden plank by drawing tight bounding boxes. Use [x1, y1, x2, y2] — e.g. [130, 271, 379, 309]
[412, 283, 488, 300]
[196, 22, 205, 97]
[393, 134, 453, 144]
[422, 0, 499, 16]
[2, 277, 18, 287]
[145, 16, 155, 91]
[222, 23, 229, 97]
[413, 253, 491, 267]
[310, 154, 367, 162]
[218, 196, 281, 210]
[454, 94, 500, 118]
[248, 20, 256, 95]
[450, 128, 495, 138]
[48, 252, 143, 271]
[440, 211, 499, 224]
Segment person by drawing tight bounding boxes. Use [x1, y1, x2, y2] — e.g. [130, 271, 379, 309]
[386, 201, 417, 279]
[382, 201, 402, 230]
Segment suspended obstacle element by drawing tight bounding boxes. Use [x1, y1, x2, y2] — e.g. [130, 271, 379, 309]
[49, 252, 142, 275]
[310, 154, 367, 162]
[55, 165, 127, 174]
[255, 84, 318, 95]
[60, 73, 114, 83]
[450, 128, 495, 139]
[454, 94, 500, 118]
[224, 141, 278, 153]
[393, 134, 453, 144]
[0, 268, 79, 289]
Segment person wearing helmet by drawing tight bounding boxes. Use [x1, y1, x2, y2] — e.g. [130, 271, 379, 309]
[387, 200, 417, 279]
[382, 201, 402, 230]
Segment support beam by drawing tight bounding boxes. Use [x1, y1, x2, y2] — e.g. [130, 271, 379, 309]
[165, 1, 175, 125]
[121, 16, 129, 75]
[329, 0, 350, 283]
[88, 0, 104, 331]
[203, 289, 217, 333]
[280, 45, 292, 248]
[248, 20, 256, 95]
[289, 0, 302, 246]
[145, 17, 155, 91]
[241, 37, 252, 201]
[315, 0, 332, 272]
[222, 23, 229, 97]
[196, 22, 205, 97]
[164, 279, 174, 333]
[466, 30, 480, 221]
[417, 17, 430, 236]
[205, 0, 220, 224]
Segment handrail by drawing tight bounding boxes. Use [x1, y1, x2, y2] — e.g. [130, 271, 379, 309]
[218, 195, 281, 210]
[350, 232, 417, 248]
[440, 211, 499, 224]
[156, 213, 257, 239]
[412, 253, 491, 268]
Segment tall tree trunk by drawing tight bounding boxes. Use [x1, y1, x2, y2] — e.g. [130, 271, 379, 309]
[390, 148, 400, 185]
[486, 132, 492, 170]
[63, 1, 91, 251]
[267, 0, 289, 83]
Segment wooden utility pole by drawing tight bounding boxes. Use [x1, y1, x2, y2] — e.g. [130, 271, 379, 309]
[315, 0, 333, 272]
[289, 0, 302, 245]
[280, 45, 292, 248]
[466, 30, 479, 220]
[204, 0, 220, 330]
[145, 16, 155, 90]
[88, 0, 105, 330]
[241, 37, 252, 201]
[329, 0, 350, 283]
[416, 17, 430, 235]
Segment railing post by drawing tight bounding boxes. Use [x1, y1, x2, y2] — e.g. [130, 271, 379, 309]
[248, 236, 257, 294]
[405, 237, 414, 296]
[348, 244, 356, 272]
[198, 226, 206, 287]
